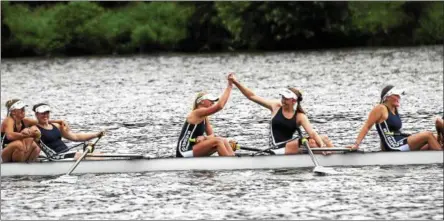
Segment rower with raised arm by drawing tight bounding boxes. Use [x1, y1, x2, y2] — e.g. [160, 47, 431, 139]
[176, 73, 235, 157]
[349, 85, 442, 151]
[1, 99, 65, 162]
[29, 103, 104, 160]
[229, 74, 333, 155]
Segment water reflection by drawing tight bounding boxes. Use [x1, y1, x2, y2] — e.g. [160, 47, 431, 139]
[1, 46, 443, 220]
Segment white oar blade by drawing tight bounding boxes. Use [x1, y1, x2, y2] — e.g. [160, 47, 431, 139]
[313, 166, 338, 176]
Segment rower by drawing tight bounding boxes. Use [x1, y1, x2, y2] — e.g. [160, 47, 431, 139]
[1, 99, 65, 162]
[176, 73, 235, 158]
[436, 116, 444, 148]
[1, 99, 40, 162]
[229, 74, 334, 155]
[29, 103, 104, 160]
[349, 85, 442, 151]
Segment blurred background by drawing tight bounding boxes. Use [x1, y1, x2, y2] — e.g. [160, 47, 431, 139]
[1, 1, 443, 57]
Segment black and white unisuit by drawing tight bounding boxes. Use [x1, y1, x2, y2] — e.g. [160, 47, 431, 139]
[176, 119, 206, 157]
[37, 124, 76, 159]
[269, 107, 299, 155]
[1, 119, 26, 149]
[376, 105, 409, 151]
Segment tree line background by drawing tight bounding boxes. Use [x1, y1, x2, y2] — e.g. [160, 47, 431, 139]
[1, 1, 443, 58]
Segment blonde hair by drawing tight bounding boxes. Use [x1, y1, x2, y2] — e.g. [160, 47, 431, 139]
[193, 92, 207, 110]
[5, 99, 21, 116]
[288, 87, 305, 114]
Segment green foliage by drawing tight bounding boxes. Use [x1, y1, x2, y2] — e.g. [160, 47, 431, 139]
[415, 2, 444, 44]
[49, 2, 105, 53]
[215, 2, 250, 43]
[126, 2, 194, 46]
[215, 2, 351, 49]
[0, 1, 443, 57]
[349, 2, 409, 34]
[2, 3, 44, 53]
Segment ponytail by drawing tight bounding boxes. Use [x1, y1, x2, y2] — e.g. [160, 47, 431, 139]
[288, 88, 305, 114]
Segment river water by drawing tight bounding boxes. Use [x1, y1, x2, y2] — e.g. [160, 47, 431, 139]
[1, 46, 443, 220]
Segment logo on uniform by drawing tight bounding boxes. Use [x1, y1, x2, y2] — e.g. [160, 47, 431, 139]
[181, 131, 191, 152]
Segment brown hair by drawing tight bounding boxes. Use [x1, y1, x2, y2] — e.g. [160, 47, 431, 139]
[288, 87, 305, 114]
[193, 92, 207, 110]
[5, 99, 20, 116]
[380, 85, 394, 104]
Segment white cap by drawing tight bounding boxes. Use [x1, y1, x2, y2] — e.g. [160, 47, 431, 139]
[383, 87, 405, 101]
[196, 94, 219, 104]
[9, 100, 27, 111]
[34, 104, 51, 113]
[279, 89, 298, 100]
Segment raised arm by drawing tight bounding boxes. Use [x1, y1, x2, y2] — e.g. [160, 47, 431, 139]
[349, 105, 384, 150]
[229, 75, 278, 111]
[57, 123, 103, 142]
[204, 117, 215, 137]
[298, 113, 325, 147]
[193, 74, 233, 118]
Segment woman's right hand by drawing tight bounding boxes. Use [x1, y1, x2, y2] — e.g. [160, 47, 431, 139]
[196, 136, 206, 143]
[347, 144, 359, 151]
[21, 128, 31, 137]
[228, 72, 236, 84]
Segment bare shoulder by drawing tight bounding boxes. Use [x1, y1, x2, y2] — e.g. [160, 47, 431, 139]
[52, 122, 61, 129]
[23, 117, 37, 126]
[296, 112, 309, 123]
[187, 110, 204, 124]
[1, 117, 11, 131]
[2, 117, 13, 125]
[372, 104, 386, 113]
[270, 101, 282, 112]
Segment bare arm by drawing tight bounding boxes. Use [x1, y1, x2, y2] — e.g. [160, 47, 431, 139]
[193, 77, 233, 118]
[24, 118, 66, 127]
[2, 118, 35, 141]
[230, 75, 278, 111]
[349, 105, 384, 150]
[57, 123, 102, 142]
[298, 113, 325, 147]
[205, 117, 215, 137]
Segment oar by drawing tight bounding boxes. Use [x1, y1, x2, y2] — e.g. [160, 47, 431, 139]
[235, 146, 274, 154]
[296, 128, 335, 176]
[251, 137, 299, 156]
[65, 135, 102, 176]
[188, 138, 275, 154]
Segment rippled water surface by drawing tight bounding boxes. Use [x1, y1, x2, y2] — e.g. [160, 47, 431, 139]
[1, 46, 443, 220]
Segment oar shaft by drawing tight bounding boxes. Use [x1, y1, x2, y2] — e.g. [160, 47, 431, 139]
[66, 144, 93, 175]
[300, 137, 320, 166]
[237, 146, 273, 153]
[65, 135, 102, 176]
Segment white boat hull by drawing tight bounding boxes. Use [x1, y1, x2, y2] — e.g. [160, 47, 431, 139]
[1, 151, 442, 177]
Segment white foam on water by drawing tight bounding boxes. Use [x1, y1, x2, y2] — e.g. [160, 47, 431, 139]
[40, 175, 78, 184]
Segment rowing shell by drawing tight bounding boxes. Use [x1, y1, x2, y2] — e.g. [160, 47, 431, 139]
[1, 151, 443, 177]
